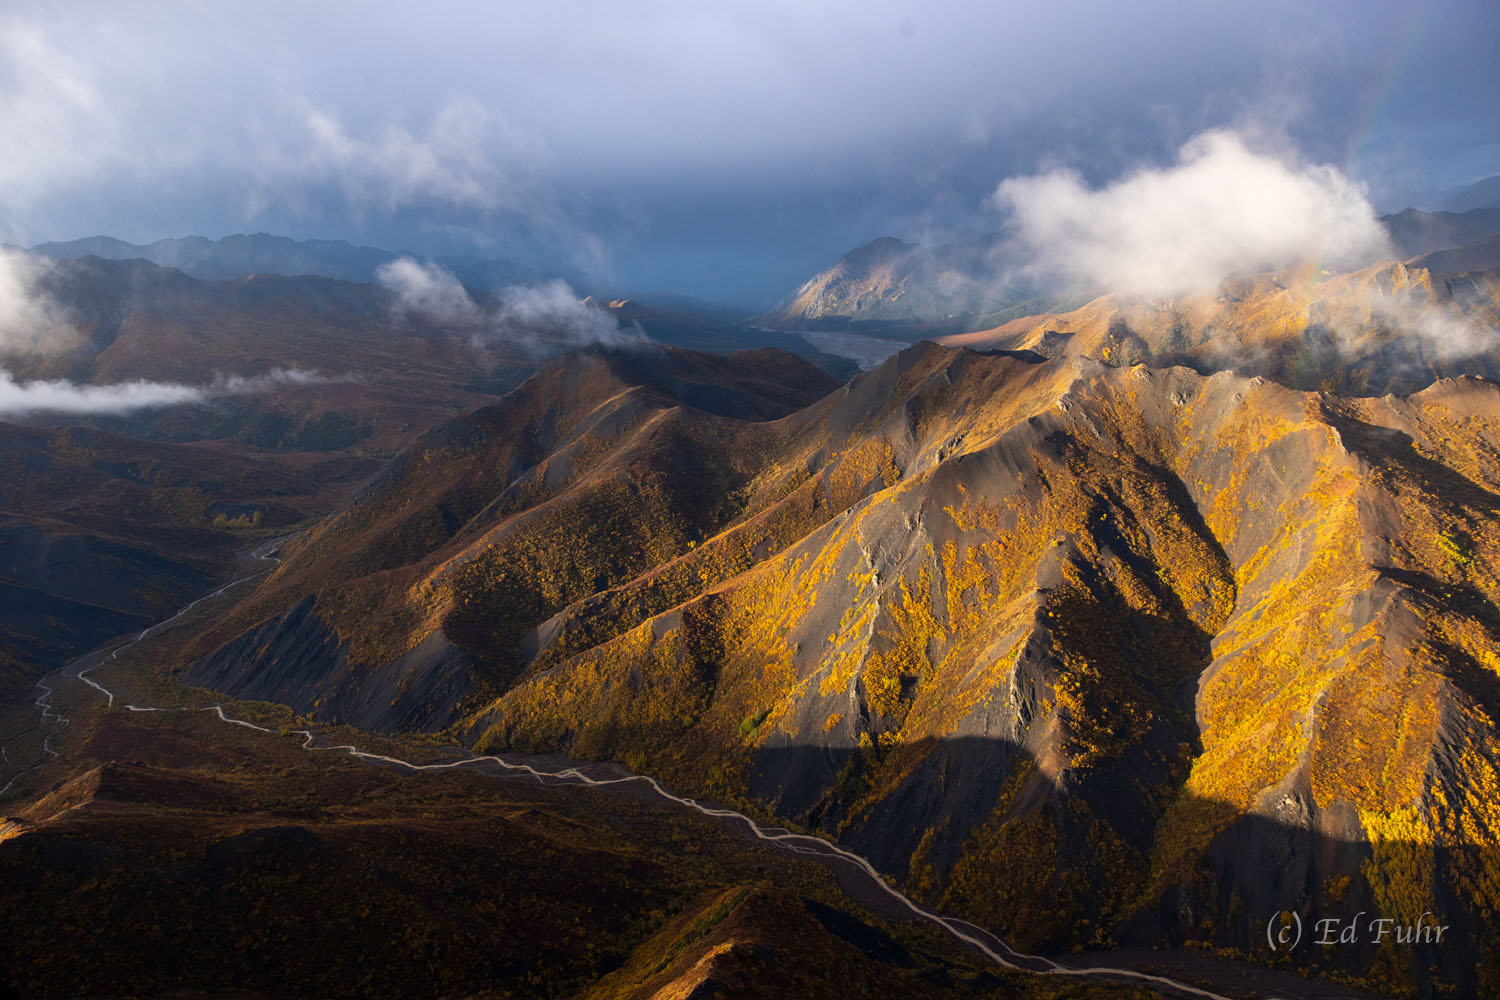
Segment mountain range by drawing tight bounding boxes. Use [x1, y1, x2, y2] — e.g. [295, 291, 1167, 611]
[761, 205, 1500, 336]
[0, 254, 853, 706]
[25, 232, 562, 292]
[4, 204, 1500, 997]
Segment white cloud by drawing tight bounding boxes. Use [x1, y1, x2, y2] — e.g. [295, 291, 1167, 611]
[0, 25, 128, 222]
[377, 257, 644, 350]
[1361, 281, 1495, 362]
[0, 371, 204, 416]
[493, 280, 643, 349]
[274, 97, 537, 217]
[992, 130, 1393, 299]
[376, 257, 482, 325]
[0, 367, 324, 418]
[0, 249, 76, 355]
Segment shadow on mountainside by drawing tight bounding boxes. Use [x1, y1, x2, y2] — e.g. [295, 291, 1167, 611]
[746, 737, 1492, 1000]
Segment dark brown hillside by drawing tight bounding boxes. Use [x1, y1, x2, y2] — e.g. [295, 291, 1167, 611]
[1, 706, 1154, 1000]
[9, 256, 855, 456]
[0, 421, 372, 701]
[11, 257, 510, 454]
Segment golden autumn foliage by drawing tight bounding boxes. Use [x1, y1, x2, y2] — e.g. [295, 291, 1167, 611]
[172, 339, 1500, 995]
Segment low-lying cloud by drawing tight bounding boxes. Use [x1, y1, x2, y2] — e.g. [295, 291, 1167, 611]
[993, 130, 1393, 300]
[0, 248, 75, 355]
[494, 281, 639, 349]
[376, 257, 482, 326]
[0, 367, 324, 418]
[1356, 279, 1496, 362]
[377, 257, 646, 351]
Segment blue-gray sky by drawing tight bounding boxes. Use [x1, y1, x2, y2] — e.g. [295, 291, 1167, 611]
[2, 0, 1496, 305]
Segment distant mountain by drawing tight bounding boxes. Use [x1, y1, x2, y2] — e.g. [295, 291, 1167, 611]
[768, 207, 1500, 333]
[32, 233, 404, 283]
[1409, 233, 1500, 275]
[1380, 205, 1500, 257]
[19, 236, 856, 372]
[4, 255, 508, 453]
[25, 232, 569, 290]
[758, 234, 1066, 332]
[3, 255, 856, 443]
[1440, 174, 1500, 213]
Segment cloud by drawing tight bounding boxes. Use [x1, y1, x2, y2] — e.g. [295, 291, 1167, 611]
[1354, 278, 1496, 362]
[0, 24, 128, 229]
[992, 130, 1393, 299]
[376, 257, 482, 325]
[2, 1, 1494, 301]
[0, 367, 324, 418]
[377, 257, 645, 351]
[493, 280, 646, 350]
[0, 249, 77, 355]
[253, 97, 540, 221]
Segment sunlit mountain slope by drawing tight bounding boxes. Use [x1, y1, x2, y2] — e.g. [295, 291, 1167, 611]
[181, 333, 1500, 996]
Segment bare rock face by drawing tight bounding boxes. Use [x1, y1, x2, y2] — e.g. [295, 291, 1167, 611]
[757, 234, 1053, 331]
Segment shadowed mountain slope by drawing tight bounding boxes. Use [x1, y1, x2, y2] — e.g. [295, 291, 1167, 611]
[177, 337, 1500, 995]
[3, 707, 1152, 1000]
[1438, 175, 1500, 214]
[1382, 207, 1500, 258]
[0, 421, 372, 701]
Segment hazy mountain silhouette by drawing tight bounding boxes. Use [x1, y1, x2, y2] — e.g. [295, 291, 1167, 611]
[1438, 174, 1500, 213]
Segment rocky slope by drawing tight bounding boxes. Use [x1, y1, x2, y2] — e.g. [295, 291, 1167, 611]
[177, 330, 1500, 996]
[763, 206, 1500, 334]
[758, 234, 1068, 332]
[939, 260, 1500, 396]
[0, 255, 854, 714]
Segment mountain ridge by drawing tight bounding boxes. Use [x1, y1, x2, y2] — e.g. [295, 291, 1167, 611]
[763, 206, 1500, 333]
[26, 231, 555, 289]
[136, 334, 1500, 995]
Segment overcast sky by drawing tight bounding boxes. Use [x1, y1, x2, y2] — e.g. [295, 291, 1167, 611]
[2, 0, 1496, 305]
